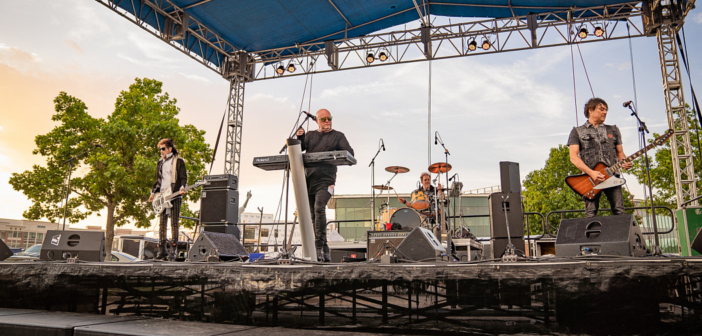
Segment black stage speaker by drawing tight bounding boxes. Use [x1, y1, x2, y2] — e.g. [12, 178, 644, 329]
[488, 192, 524, 258]
[499, 161, 521, 194]
[201, 223, 241, 238]
[201, 188, 239, 224]
[556, 214, 647, 257]
[367, 230, 410, 260]
[0, 239, 13, 261]
[39, 230, 106, 262]
[396, 227, 446, 261]
[189, 231, 247, 262]
[203, 174, 238, 190]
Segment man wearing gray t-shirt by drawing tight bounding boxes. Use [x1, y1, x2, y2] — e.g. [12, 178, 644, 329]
[567, 98, 633, 217]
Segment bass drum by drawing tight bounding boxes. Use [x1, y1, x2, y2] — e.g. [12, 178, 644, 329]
[390, 208, 424, 231]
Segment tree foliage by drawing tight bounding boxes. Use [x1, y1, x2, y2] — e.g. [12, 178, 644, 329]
[9, 78, 212, 260]
[523, 145, 634, 234]
[629, 105, 702, 209]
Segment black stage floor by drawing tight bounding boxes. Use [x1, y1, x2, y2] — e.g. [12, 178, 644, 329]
[1, 257, 702, 335]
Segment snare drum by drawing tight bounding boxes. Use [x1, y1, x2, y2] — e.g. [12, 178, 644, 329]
[389, 208, 424, 230]
[410, 190, 431, 210]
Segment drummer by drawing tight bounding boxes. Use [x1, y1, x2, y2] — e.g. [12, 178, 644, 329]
[398, 172, 443, 219]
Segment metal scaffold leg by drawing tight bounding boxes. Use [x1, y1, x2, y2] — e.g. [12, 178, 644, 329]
[224, 75, 245, 177]
[656, 24, 697, 207]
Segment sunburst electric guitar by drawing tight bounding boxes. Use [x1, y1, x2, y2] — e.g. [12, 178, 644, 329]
[565, 129, 673, 200]
[152, 181, 206, 214]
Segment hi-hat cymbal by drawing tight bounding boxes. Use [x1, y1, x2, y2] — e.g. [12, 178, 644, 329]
[385, 166, 410, 174]
[428, 162, 452, 174]
[372, 185, 394, 190]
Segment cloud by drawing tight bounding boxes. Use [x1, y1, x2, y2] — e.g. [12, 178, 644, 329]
[693, 12, 702, 24]
[177, 72, 210, 83]
[66, 2, 110, 41]
[63, 40, 84, 54]
[0, 43, 42, 64]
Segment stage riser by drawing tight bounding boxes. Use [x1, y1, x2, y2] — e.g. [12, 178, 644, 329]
[0, 261, 700, 334]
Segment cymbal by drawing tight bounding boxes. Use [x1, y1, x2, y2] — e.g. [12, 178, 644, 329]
[385, 166, 410, 174]
[428, 162, 452, 174]
[372, 185, 394, 190]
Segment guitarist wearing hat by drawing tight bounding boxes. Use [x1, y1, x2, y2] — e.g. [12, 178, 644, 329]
[148, 138, 188, 260]
[567, 98, 633, 217]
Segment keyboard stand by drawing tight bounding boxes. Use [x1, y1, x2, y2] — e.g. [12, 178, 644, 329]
[286, 138, 317, 262]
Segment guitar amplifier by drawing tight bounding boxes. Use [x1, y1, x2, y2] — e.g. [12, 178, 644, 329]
[367, 230, 410, 260]
[203, 174, 238, 190]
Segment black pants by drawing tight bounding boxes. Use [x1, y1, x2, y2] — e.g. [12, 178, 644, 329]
[584, 186, 625, 217]
[308, 186, 332, 253]
[159, 197, 182, 246]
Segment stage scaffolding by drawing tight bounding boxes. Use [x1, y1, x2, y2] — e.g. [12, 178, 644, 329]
[97, 0, 698, 205]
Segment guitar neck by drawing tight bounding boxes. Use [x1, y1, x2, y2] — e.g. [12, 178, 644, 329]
[610, 141, 659, 173]
[164, 183, 201, 201]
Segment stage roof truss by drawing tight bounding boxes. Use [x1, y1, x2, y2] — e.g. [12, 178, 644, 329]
[253, 1, 646, 80]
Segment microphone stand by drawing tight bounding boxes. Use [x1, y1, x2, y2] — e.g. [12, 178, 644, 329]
[435, 132, 454, 259]
[626, 102, 660, 250]
[369, 140, 384, 230]
[61, 145, 101, 230]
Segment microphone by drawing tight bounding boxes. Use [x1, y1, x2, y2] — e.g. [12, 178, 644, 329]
[623, 101, 632, 108]
[381, 139, 385, 151]
[303, 111, 316, 121]
[434, 132, 438, 145]
[449, 173, 457, 181]
[93, 143, 103, 148]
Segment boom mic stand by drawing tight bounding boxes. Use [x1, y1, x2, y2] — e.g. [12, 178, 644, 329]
[501, 195, 517, 262]
[369, 139, 385, 230]
[625, 102, 660, 252]
[435, 132, 454, 259]
[61, 144, 102, 230]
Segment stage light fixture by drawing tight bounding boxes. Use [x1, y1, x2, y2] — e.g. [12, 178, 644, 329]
[468, 40, 477, 51]
[378, 52, 388, 62]
[578, 28, 588, 39]
[287, 64, 296, 73]
[481, 40, 491, 50]
[367, 53, 375, 63]
[276, 65, 285, 75]
[594, 27, 604, 37]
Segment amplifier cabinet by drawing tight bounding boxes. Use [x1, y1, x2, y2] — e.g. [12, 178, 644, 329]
[203, 174, 238, 190]
[367, 230, 410, 260]
[201, 189, 239, 224]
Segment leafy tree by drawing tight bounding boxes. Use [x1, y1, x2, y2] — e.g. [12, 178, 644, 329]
[523, 145, 634, 234]
[629, 105, 702, 209]
[9, 78, 212, 260]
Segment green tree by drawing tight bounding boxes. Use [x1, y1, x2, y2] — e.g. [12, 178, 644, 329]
[629, 105, 702, 209]
[523, 145, 634, 234]
[9, 78, 212, 260]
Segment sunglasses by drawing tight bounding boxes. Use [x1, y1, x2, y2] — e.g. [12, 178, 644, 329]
[318, 117, 332, 122]
[160, 147, 167, 151]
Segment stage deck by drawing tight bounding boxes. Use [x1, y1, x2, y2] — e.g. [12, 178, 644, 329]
[1, 257, 702, 334]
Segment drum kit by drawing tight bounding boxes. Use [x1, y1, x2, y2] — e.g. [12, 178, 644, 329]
[371, 162, 460, 232]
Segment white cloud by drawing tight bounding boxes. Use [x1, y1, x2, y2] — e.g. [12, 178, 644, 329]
[177, 72, 210, 83]
[66, 1, 110, 41]
[693, 12, 702, 24]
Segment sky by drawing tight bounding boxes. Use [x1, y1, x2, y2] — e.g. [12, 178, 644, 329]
[1, 1, 701, 230]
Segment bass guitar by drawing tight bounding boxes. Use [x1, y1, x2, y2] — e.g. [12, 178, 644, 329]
[565, 129, 673, 200]
[152, 180, 206, 214]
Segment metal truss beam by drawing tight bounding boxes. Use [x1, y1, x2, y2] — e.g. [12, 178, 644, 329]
[96, 0, 240, 77]
[224, 76, 245, 177]
[653, 0, 698, 207]
[252, 2, 647, 80]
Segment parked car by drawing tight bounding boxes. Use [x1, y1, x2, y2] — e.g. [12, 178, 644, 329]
[109, 251, 137, 263]
[5, 244, 41, 261]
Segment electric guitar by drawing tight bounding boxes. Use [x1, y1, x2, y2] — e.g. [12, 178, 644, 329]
[565, 129, 673, 200]
[152, 180, 206, 214]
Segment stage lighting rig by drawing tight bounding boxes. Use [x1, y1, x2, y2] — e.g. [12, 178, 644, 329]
[594, 27, 604, 37]
[578, 27, 589, 39]
[287, 63, 296, 73]
[276, 65, 285, 75]
[468, 40, 477, 51]
[378, 51, 388, 62]
[481, 40, 491, 50]
[366, 53, 375, 63]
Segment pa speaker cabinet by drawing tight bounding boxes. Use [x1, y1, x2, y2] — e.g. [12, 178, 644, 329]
[367, 230, 410, 260]
[203, 174, 238, 190]
[40, 230, 106, 262]
[499, 161, 521, 194]
[201, 188, 239, 224]
[189, 231, 247, 262]
[0, 239, 13, 261]
[556, 214, 647, 257]
[396, 227, 446, 261]
[489, 192, 524, 258]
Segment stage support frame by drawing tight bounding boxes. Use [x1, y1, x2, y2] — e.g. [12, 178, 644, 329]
[224, 74, 245, 177]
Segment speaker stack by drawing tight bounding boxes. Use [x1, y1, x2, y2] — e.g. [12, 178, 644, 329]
[39, 230, 106, 262]
[201, 174, 240, 238]
[488, 162, 525, 258]
[555, 214, 648, 257]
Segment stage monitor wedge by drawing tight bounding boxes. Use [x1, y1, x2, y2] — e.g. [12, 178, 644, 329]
[40, 230, 106, 262]
[396, 227, 445, 261]
[0, 239, 13, 261]
[556, 214, 647, 257]
[189, 231, 247, 262]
